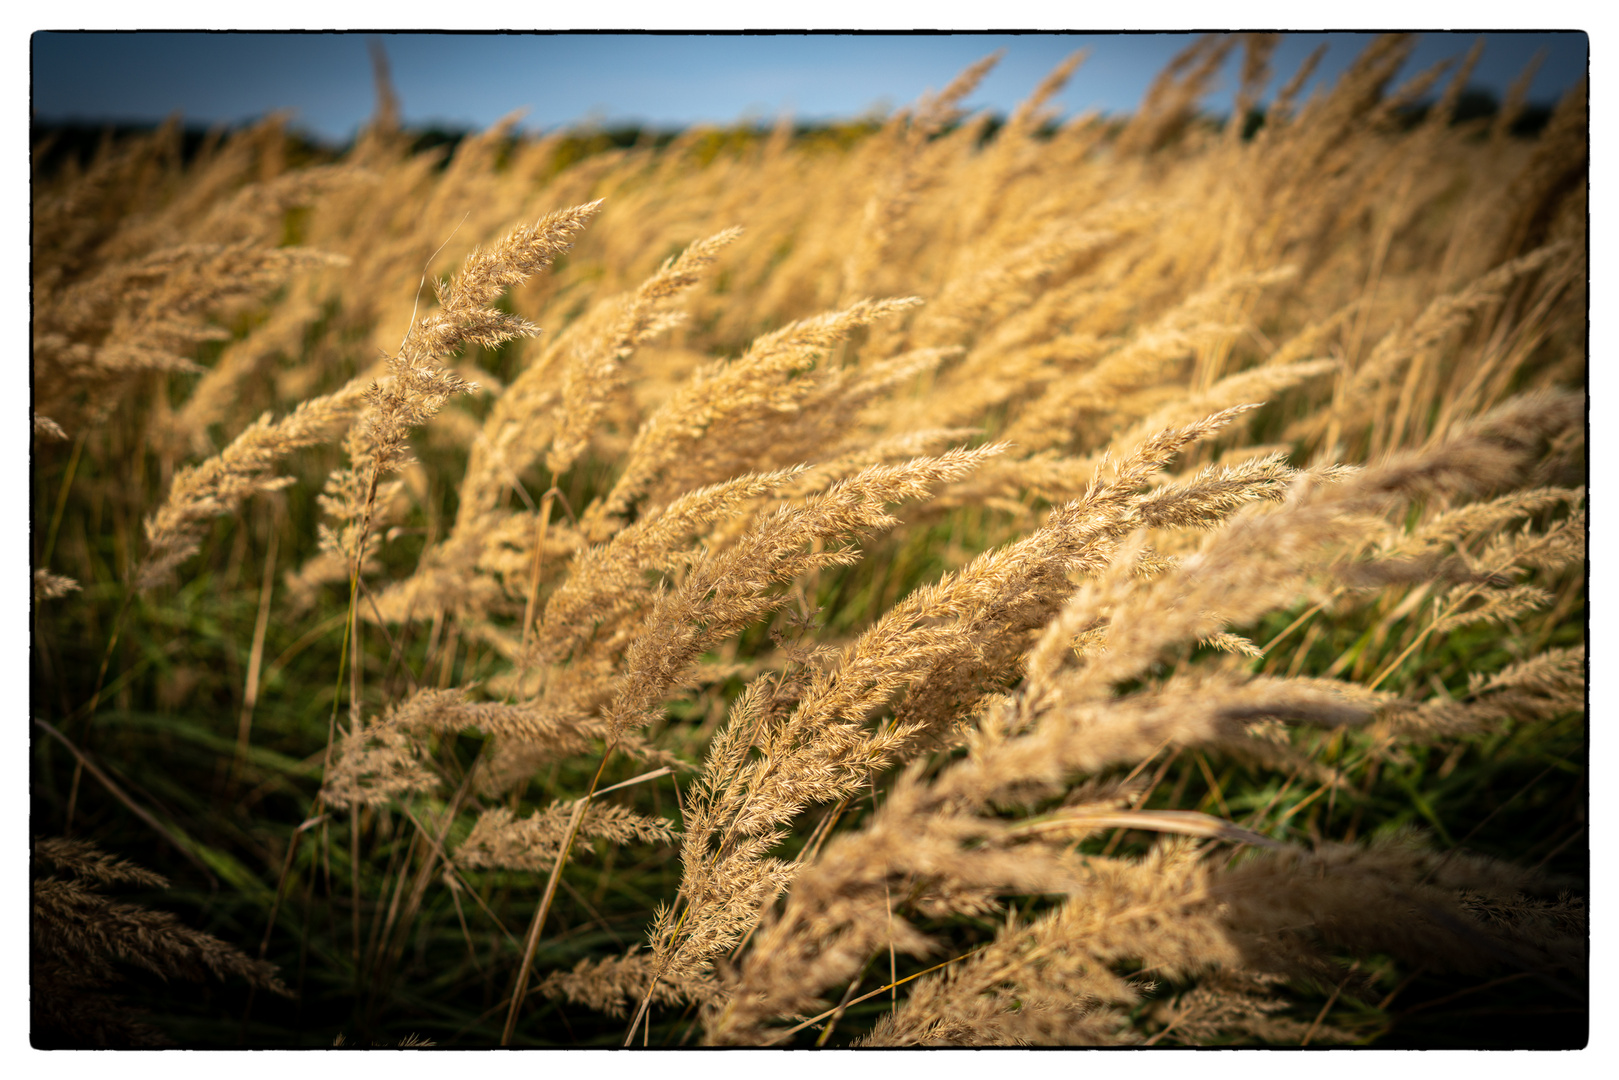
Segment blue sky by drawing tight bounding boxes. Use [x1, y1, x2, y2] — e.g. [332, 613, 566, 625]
[31, 32, 1588, 143]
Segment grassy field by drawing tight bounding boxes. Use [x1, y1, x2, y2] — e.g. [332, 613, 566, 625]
[31, 33, 1586, 1048]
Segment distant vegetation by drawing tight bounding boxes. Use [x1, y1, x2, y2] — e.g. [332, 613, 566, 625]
[31, 80, 1557, 181]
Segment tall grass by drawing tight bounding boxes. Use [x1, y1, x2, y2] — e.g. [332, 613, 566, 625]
[31, 33, 1586, 1047]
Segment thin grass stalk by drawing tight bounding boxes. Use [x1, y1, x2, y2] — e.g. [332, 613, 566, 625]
[380, 767, 481, 980]
[501, 745, 616, 1045]
[763, 946, 991, 1045]
[232, 522, 279, 786]
[39, 428, 88, 571]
